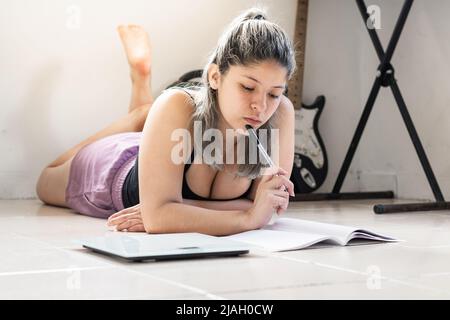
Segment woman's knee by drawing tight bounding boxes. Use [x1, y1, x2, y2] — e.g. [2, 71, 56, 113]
[133, 103, 151, 131]
[36, 163, 71, 207]
[36, 169, 52, 204]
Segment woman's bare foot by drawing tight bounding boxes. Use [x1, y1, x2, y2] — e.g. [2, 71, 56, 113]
[118, 24, 152, 82]
[118, 24, 154, 113]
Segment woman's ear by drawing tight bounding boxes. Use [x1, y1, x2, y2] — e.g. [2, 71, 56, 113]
[207, 63, 221, 90]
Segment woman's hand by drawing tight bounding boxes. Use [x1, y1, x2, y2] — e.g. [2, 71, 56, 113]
[245, 167, 295, 230]
[107, 204, 146, 232]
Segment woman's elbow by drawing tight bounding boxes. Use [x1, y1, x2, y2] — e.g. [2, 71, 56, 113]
[143, 223, 162, 234]
[142, 215, 166, 234]
[141, 202, 172, 234]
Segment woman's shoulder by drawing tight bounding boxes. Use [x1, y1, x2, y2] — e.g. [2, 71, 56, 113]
[149, 88, 197, 127]
[163, 86, 197, 105]
[272, 95, 295, 127]
[279, 95, 295, 117]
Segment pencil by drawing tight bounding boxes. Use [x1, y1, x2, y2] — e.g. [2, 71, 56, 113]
[245, 125, 288, 192]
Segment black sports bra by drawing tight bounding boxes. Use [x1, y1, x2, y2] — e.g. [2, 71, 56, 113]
[181, 148, 253, 201]
[121, 88, 254, 209]
[121, 149, 254, 208]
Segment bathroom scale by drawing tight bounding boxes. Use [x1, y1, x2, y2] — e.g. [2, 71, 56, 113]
[78, 232, 250, 262]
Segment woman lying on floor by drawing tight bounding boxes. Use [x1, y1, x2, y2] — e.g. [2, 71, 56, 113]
[36, 8, 296, 236]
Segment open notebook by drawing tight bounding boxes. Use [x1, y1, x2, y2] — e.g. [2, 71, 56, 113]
[224, 218, 399, 252]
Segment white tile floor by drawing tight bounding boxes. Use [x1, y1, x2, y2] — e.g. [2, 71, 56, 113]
[1, 198, 450, 299]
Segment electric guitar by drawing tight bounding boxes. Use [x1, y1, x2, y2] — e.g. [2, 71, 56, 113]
[290, 95, 328, 193]
[285, 0, 328, 193]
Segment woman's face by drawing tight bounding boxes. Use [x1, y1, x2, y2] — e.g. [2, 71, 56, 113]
[210, 59, 288, 133]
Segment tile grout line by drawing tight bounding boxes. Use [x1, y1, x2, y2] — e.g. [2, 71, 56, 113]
[0, 266, 110, 277]
[112, 266, 226, 300]
[210, 279, 367, 297]
[9, 211, 450, 298]
[269, 253, 449, 296]
[418, 271, 450, 278]
[12, 232, 226, 300]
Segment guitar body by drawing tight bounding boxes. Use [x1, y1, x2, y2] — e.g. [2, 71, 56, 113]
[286, 1, 328, 193]
[290, 95, 328, 193]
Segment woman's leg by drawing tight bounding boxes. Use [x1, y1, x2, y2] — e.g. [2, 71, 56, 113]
[36, 25, 154, 207]
[118, 24, 154, 113]
[36, 104, 150, 207]
[46, 104, 150, 169]
[46, 25, 153, 168]
[35, 109, 148, 207]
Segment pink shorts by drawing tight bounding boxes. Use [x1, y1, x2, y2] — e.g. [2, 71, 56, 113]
[65, 132, 142, 219]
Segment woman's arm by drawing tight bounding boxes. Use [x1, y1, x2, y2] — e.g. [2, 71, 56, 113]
[136, 90, 255, 236]
[107, 199, 254, 234]
[149, 202, 249, 236]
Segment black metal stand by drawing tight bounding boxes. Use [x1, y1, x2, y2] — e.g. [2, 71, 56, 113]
[293, 0, 450, 214]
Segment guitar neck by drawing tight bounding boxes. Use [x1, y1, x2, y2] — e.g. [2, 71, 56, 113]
[287, 0, 309, 110]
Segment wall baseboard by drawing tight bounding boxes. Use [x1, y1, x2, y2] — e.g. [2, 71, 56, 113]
[0, 171, 38, 200]
[356, 171, 398, 195]
[1, 171, 448, 202]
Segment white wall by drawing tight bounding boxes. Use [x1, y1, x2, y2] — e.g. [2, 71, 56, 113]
[0, 0, 297, 199]
[3, 0, 449, 202]
[304, 0, 450, 201]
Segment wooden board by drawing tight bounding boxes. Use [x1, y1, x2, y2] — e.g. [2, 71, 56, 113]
[287, 0, 309, 110]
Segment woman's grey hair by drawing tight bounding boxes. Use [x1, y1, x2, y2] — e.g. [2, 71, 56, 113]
[169, 7, 296, 180]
